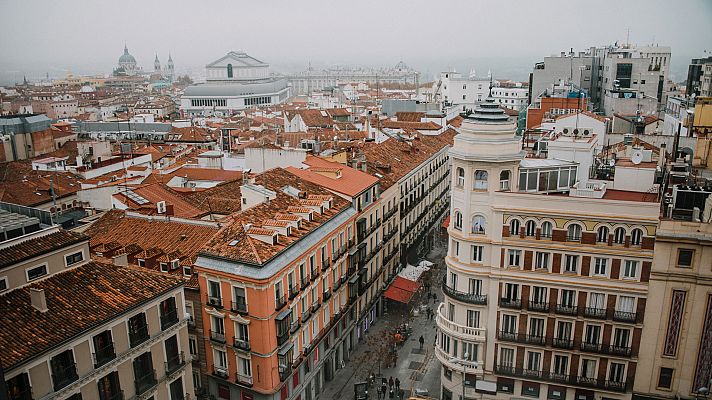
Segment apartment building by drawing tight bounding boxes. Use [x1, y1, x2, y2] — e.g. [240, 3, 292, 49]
[634, 184, 712, 400]
[437, 96, 660, 400]
[193, 167, 370, 400]
[0, 226, 193, 400]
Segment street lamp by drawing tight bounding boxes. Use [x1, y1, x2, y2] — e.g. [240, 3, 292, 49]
[449, 353, 479, 400]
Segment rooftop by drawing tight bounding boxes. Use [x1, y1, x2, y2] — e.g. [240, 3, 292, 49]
[0, 261, 184, 370]
[200, 168, 350, 265]
[0, 228, 88, 270]
[0, 161, 82, 207]
[286, 156, 378, 197]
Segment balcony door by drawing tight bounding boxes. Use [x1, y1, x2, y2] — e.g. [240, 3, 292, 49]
[97, 371, 121, 400]
[502, 315, 517, 334]
[584, 325, 601, 345]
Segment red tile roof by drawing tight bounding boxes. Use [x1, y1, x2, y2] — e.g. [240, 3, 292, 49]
[286, 156, 378, 197]
[114, 183, 205, 218]
[382, 120, 441, 130]
[0, 161, 82, 207]
[200, 168, 351, 265]
[0, 261, 184, 370]
[0, 229, 88, 270]
[395, 112, 425, 122]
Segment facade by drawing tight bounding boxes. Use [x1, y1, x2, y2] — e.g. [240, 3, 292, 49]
[634, 189, 712, 399]
[0, 227, 194, 400]
[432, 71, 490, 111]
[685, 56, 712, 97]
[0, 113, 54, 162]
[529, 49, 597, 108]
[437, 96, 660, 400]
[491, 86, 529, 111]
[180, 52, 290, 117]
[287, 62, 418, 95]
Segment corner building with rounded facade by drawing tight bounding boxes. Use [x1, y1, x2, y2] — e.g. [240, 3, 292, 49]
[437, 96, 660, 400]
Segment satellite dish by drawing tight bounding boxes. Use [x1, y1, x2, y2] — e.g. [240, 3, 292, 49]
[632, 149, 644, 165]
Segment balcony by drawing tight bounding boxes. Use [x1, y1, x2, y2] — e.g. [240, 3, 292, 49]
[301, 307, 312, 322]
[497, 331, 545, 346]
[340, 274, 348, 284]
[527, 301, 550, 313]
[101, 390, 125, 400]
[160, 309, 179, 330]
[555, 304, 578, 316]
[323, 290, 331, 301]
[279, 364, 291, 382]
[613, 310, 638, 323]
[288, 285, 299, 300]
[321, 259, 330, 272]
[275, 295, 287, 311]
[231, 299, 248, 314]
[436, 304, 486, 342]
[499, 298, 522, 310]
[290, 319, 301, 334]
[300, 276, 309, 288]
[551, 337, 575, 349]
[434, 346, 484, 374]
[165, 351, 185, 375]
[310, 269, 320, 282]
[311, 301, 320, 313]
[583, 307, 607, 319]
[207, 296, 223, 309]
[134, 369, 158, 396]
[581, 342, 633, 357]
[51, 362, 79, 391]
[210, 330, 227, 344]
[494, 365, 631, 392]
[233, 337, 251, 352]
[236, 372, 253, 387]
[442, 284, 487, 305]
[384, 207, 397, 221]
[93, 342, 117, 368]
[212, 365, 229, 380]
[277, 330, 289, 346]
[129, 323, 150, 348]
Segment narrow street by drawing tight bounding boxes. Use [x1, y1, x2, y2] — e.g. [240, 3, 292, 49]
[321, 235, 447, 400]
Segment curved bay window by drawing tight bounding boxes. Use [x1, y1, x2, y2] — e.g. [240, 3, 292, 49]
[471, 215, 486, 234]
[499, 170, 511, 191]
[454, 211, 463, 230]
[474, 170, 488, 190]
[456, 168, 465, 187]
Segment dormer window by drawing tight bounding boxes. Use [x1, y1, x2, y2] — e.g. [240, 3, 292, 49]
[171, 260, 179, 270]
[272, 235, 278, 245]
[160, 262, 168, 272]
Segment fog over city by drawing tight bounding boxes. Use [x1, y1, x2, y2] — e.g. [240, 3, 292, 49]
[1, 0, 710, 84]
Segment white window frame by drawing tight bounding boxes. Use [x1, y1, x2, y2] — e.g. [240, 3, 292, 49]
[623, 260, 639, 279]
[26, 263, 48, 282]
[508, 249, 521, 267]
[471, 245, 484, 263]
[0, 276, 7, 293]
[64, 249, 85, 267]
[593, 257, 608, 276]
[535, 252, 550, 270]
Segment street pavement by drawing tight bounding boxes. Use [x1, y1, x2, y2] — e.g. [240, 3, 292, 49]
[321, 237, 447, 400]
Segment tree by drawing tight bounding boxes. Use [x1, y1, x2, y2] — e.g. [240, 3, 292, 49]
[176, 75, 193, 85]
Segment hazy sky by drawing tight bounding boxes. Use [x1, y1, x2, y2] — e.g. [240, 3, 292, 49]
[1, 0, 710, 84]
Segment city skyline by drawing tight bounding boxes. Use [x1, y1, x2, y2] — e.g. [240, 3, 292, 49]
[0, 0, 710, 84]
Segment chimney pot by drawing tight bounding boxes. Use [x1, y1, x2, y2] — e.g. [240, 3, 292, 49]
[30, 288, 48, 312]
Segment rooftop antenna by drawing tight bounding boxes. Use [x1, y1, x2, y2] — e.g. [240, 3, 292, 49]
[626, 28, 630, 47]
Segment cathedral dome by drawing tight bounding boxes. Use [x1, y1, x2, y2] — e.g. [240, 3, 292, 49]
[119, 46, 136, 65]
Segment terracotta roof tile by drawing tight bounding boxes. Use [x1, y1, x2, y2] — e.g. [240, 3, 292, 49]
[0, 261, 184, 370]
[286, 156, 378, 197]
[0, 229, 88, 270]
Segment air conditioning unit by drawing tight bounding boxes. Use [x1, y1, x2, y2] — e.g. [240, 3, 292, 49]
[157, 201, 167, 214]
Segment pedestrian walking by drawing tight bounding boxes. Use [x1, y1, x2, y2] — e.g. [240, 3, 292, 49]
[395, 378, 400, 390]
[389, 376, 394, 389]
[419, 335, 424, 349]
[381, 383, 387, 399]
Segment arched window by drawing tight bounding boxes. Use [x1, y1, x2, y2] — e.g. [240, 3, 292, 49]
[509, 219, 521, 236]
[631, 228, 643, 246]
[567, 223, 582, 241]
[500, 170, 511, 191]
[525, 220, 536, 236]
[454, 211, 463, 230]
[613, 227, 626, 244]
[597, 226, 609, 243]
[541, 221, 552, 238]
[227, 63, 233, 78]
[456, 168, 465, 187]
[472, 215, 486, 234]
[474, 170, 488, 190]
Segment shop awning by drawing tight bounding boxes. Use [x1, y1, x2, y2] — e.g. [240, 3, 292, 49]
[383, 276, 422, 303]
[475, 380, 497, 395]
[441, 215, 450, 229]
[383, 285, 416, 304]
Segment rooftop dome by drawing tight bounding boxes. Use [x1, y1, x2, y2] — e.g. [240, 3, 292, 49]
[119, 45, 136, 65]
[466, 83, 510, 123]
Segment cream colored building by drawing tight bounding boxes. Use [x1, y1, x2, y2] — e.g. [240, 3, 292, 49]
[633, 214, 712, 399]
[437, 96, 660, 400]
[1, 226, 194, 400]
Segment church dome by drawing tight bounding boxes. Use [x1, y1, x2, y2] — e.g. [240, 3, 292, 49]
[119, 46, 136, 65]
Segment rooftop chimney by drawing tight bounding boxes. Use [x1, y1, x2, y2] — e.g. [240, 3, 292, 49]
[30, 288, 48, 312]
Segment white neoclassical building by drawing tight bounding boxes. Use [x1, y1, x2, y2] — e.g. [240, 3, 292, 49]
[437, 93, 659, 400]
[180, 51, 290, 117]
